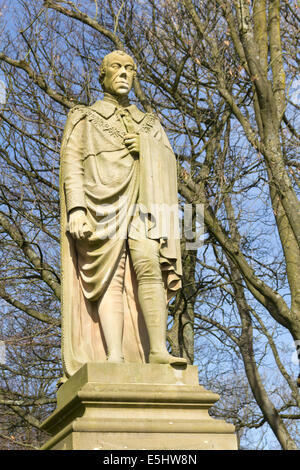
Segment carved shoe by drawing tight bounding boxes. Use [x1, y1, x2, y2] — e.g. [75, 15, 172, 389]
[149, 351, 187, 366]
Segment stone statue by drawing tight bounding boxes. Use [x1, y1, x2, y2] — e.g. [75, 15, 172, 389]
[59, 50, 187, 378]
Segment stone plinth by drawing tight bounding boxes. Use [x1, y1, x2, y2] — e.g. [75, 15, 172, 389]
[40, 363, 237, 450]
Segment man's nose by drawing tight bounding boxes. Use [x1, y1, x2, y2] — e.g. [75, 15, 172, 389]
[118, 66, 127, 77]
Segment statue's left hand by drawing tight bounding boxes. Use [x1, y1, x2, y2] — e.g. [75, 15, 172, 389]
[124, 134, 140, 156]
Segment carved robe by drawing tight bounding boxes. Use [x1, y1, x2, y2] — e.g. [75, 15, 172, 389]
[60, 97, 182, 378]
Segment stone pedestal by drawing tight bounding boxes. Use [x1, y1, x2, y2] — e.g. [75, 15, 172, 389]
[40, 363, 237, 450]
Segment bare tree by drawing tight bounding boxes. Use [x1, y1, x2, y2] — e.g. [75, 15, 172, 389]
[0, 0, 299, 449]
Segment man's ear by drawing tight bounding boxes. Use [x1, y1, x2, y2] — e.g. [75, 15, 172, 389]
[99, 70, 106, 87]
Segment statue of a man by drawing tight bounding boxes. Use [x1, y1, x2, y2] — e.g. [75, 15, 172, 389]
[60, 50, 186, 377]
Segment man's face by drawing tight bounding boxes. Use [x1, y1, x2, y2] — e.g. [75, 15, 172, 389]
[102, 53, 135, 96]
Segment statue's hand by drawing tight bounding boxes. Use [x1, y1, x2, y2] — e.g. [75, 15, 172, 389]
[124, 133, 140, 156]
[68, 208, 93, 240]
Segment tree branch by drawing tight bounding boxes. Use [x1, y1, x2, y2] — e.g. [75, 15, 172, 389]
[0, 212, 61, 300]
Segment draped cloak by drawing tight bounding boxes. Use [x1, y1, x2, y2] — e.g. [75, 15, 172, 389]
[60, 99, 182, 378]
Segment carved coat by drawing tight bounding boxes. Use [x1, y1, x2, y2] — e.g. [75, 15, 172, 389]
[60, 97, 182, 377]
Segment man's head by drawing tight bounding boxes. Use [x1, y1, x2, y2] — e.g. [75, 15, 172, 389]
[99, 50, 137, 96]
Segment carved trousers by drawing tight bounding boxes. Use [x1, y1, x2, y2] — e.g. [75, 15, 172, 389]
[97, 238, 167, 360]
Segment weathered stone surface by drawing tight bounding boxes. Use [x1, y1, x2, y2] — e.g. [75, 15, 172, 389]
[42, 51, 238, 451]
[60, 51, 185, 376]
[41, 363, 237, 450]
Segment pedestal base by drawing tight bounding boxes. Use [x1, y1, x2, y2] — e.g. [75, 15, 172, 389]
[41, 363, 237, 450]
